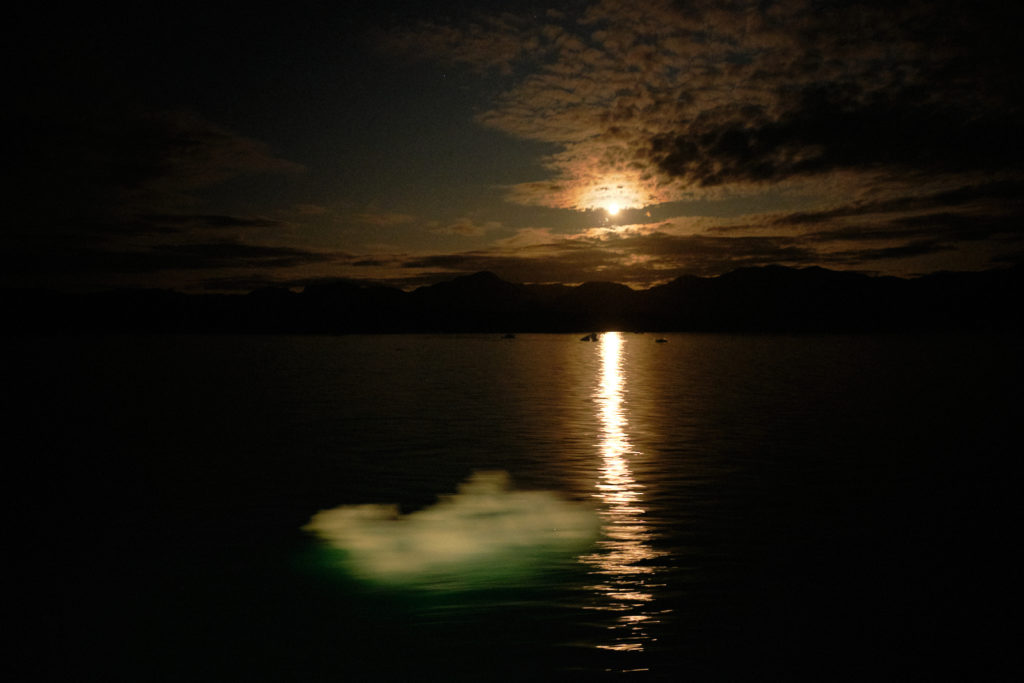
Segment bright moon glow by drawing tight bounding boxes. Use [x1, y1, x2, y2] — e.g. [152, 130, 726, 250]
[575, 172, 650, 214]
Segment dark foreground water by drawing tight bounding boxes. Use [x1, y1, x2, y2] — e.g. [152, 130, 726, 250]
[13, 332, 1021, 680]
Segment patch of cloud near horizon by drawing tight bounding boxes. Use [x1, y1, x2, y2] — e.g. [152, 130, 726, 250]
[429, 217, 502, 237]
[394, 225, 821, 284]
[705, 179, 1024, 253]
[15, 107, 302, 235]
[385, 0, 1023, 217]
[352, 211, 417, 228]
[382, 202, 1022, 285]
[139, 214, 286, 231]
[10, 101, 309, 287]
[11, 242, 348, 280]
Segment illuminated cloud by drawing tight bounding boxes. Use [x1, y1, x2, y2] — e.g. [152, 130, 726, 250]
[13, 105, 303, 250]
[493, 227, 565, 249]
[303, 471, 600, 588]
[428, 217, 502, 237]
[387, 0, 1024, 215]
[380, 210, 1002, 285]
[293, 204, 330, 216]
[12, 1, 1022, 291]
[352, 211, 417, 228]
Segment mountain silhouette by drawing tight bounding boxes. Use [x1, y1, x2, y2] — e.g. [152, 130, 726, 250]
[6, 265, 1022, 333]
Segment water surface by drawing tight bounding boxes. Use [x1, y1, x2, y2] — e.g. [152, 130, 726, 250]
[16, 332, 1020, 680]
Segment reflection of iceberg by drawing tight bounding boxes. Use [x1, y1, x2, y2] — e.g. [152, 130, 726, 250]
[304, 471, 599, 588]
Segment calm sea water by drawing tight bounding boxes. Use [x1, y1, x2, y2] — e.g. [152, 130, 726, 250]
[15, 332, 1021, 680]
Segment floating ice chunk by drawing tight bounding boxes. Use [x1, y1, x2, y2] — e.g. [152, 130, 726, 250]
[303, 471, 599, 586]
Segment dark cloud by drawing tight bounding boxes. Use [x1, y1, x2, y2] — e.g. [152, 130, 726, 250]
[649, 83, 1024, 186]
[55, 214, 289, 238]
[429, 218, 500, 236]
[828, 239, 956, 264]
[388, 0, 1024, 231]
[196, 276, 292, 292]
[886, 212, 1023, 243]
[11, 1, 1023, 291]
[800, 221, 949, 244]
[154, 243, 339, 268]
[780, 209, 1024, 247]
[12, 107, 301, 234]
[199, 271, 414, 292]
[992, 249, 1024, 267]
[123, 243, 342, 273]
[141, 214, 286, 230]
[386, 217, 1017, 284]
[673, 0, 1023, 185]
[779, 181, 1024, 226]
[393, 229, 827, 283]
[606, 231, 823, 276]
[401, 243, 629, 283]
[6, 243, 345, 283]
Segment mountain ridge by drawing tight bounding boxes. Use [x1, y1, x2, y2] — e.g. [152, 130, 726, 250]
[5, 265, 1022, 333]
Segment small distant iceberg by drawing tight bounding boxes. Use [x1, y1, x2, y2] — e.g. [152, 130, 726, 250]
[303, 471, 599, 589]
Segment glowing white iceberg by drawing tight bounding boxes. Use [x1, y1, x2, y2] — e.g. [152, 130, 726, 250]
[304, 471, 600, 587]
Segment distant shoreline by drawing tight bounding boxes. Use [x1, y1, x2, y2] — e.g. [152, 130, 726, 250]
[6, 264, 1022, 334]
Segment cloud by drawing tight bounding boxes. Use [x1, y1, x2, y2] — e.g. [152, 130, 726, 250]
[399, 234, 636, 284]
[801, 212, 1023, 246]
[303, 471, 599, 589]
[293, 204, 330, 216]
[122, 109, 304, 193]
[9, 242, 348, 278]
[15, 1, 1022, 290]
[144, 243, 341, 270]
[353, 211, 417, 228]
[777, 180, 1024, 227]
[6, 212, 290, 240]
[494, 227, 563, 249]
[386, 0, 1024, 214]
[8, 99, 313, 288]
[388, 226, 820, 284]
[381, 211, 1016, 284]
[827, 239, 956, 264]
[140, 214, 285, 230]
[14, 107, 302, 232]
[429, 218, 501, 236]
[648, 83, 1024, 187]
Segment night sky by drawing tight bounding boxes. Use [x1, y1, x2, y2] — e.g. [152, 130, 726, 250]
[11, 0, 1024, 292]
